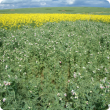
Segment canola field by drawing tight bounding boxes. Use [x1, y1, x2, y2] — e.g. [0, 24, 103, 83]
[0, 13, 110, 30]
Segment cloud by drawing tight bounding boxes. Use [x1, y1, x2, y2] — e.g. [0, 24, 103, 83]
[0, 0, 7, 3]
[0, 4, 3, 6]
[0, 0, 110, 10]
[66, 0, 75, 5]
[0, 0, 28, 4]
[85, 0, 105, 4]
[40, 2, 46, 5]
[31, 0, 51, 2]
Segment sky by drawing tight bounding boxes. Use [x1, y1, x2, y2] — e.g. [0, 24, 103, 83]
[0, 0, 110, 10]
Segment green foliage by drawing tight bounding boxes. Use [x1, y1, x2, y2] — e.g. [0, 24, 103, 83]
[0, 7, 110, 15]
[0, 20, 110, 109]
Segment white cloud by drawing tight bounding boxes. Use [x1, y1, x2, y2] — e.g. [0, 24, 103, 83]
[0, 0, 109, 10]
[0, 0, 7, 3]
[0, 4, 4, 6]
[31, 0, 40, 1]
[85, 0, 104, 4]
[66, 0, 75, 5]
[0, 0, 27, 3]
[40, 2, 46, 5]
[0, 4, 9, 6]
[32, 0, 51, 2]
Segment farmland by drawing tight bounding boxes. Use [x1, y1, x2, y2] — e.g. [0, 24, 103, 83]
[0, 7, 110, 110]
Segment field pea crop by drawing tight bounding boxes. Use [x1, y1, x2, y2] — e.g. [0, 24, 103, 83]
[0, 14, 110, 110]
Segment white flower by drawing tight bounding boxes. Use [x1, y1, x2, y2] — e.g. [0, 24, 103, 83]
[108, 104, 110, 108]
[5, 65, 8, 69]
[0, 107, 3, 110]
[28, 106, 31, 109]
[68, 80, 70, 83]
[70, 96, 73, 99]
[64, 93, 67, 97]
[3, 81, 7, 86]
[77, 86, 79, 88]
[107, 57, 109, 59]
[57, 93, 60, 96]
[59, 97, 62, 100]
[23, 72, 26, 75]
[100, 84, 105, 89]
[75, 96, 78, 99]
[72, 92, 75, 95]
[73, 73, 77, 78]
[30, 91, 32, 93]
[91, 77, 94, 81]
[3, 98, 6, 102]
[93, 71, 95, 73]
[34, 33, 36, 36]
[78, 73, 81, 75]
[3, 81, 10, 86]
[71, 90, 74, 93]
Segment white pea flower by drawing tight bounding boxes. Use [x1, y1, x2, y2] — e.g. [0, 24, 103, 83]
[77, 86, 79, 88]
[107, 104, 110, 110]
[59, 97, 62, 100]
[107, 57, 109, 59]
[5, 65, 8, 70]
[57, 93, 60, 96]
[75, 96, 78, 99]
[83, 67, 85, 69]
[71, 90, 74, 93]
[3, 98, 6, 102]
[28, 106, 31, 109]
[64, 93, 67, 97]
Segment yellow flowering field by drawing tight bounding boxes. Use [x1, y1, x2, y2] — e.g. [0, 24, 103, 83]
[0, 13, 110, 29]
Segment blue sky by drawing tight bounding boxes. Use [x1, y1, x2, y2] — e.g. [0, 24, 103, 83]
[0, 0, 110, 10]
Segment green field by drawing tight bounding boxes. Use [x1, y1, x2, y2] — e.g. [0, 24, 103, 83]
[0, 7, 110, 110]
[0, 7, 110, 15]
